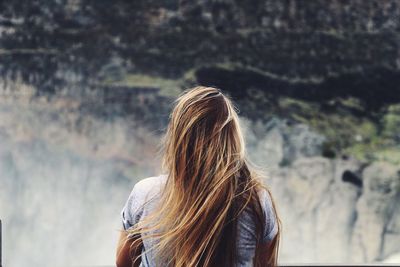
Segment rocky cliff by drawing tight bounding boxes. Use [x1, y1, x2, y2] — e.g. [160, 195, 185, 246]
[242, 117, 400, 263]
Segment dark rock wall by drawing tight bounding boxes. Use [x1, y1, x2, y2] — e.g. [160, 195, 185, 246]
[1, 0, 399, 93]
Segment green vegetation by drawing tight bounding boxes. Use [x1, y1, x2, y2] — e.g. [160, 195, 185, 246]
[102, 73, 183, 97]
[100, 65, 400, 165]
[381, 104, 400, 140]
[277, 96, 400, 163]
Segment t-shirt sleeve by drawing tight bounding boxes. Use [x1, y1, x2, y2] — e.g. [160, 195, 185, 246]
[121, 183, 144, 230]
[260, 189, 278, 243]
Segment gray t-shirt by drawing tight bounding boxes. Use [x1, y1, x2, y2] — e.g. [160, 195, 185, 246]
[121, 174, 278, 266]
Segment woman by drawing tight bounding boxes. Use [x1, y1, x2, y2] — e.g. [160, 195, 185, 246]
[116, 86, 281, 267]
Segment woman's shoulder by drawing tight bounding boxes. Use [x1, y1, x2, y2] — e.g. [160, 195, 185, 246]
[257, 186, 274, 209]
[130, 174, 168, 202]
[237, 185, 278, 245]
[133, 174, 167, 189]
[256, 186, 278, 242]
[121, 174, 167, 230]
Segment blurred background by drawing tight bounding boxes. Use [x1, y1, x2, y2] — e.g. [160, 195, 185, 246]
[1, 0, 400, 266]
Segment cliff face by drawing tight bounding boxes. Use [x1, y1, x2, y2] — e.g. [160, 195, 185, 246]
[1, 89, 399, 265]
[242, 118, 400, 263]
[2, 0, 400, 155]
[1, 0, 400, 266]
[1, 1, 399, 98]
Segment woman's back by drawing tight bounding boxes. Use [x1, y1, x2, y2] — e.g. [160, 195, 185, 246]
[121, 174, 278, 267]
[116, 86, 280, 267]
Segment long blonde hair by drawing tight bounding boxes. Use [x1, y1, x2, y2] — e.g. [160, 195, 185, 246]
[127, 86, 281, 266]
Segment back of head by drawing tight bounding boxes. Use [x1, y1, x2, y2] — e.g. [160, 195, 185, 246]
[163, 86, 245, 192]
[128, 86, 280, 267]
